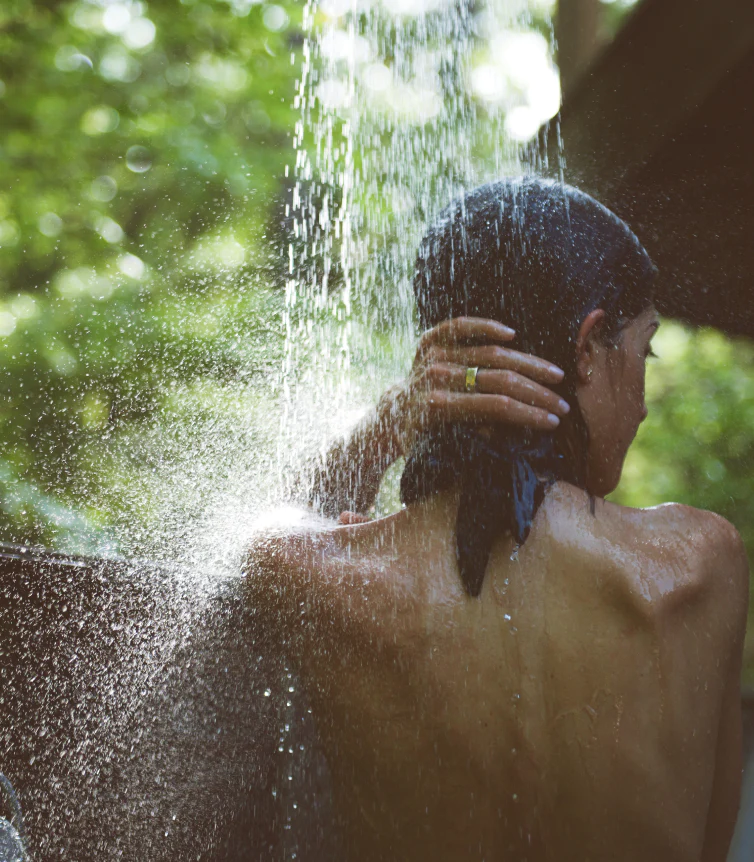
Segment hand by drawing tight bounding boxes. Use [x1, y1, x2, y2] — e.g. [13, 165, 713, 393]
[391, 317, 570, 454]
[334, 317, 570, 525]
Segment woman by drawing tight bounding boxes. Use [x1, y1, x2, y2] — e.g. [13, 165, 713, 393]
[247, 178, 748, 861]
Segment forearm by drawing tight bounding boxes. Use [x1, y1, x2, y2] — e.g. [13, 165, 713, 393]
[297, 317, 567, 519]
[307, 387, 405, 518]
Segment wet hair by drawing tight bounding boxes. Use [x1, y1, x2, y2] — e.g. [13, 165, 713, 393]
[400, 177, 657, 597]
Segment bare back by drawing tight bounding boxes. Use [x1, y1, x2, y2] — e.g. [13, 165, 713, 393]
[248, 484, 748, 861]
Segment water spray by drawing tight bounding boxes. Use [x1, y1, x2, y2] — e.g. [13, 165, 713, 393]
[0, 774, 27, 862]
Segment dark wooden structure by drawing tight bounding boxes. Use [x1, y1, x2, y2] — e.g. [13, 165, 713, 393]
[0, 545, 303, 861]
[549, 0, 754, 338]
[5, 0, 754, 857]
[549, 8, 754, 852]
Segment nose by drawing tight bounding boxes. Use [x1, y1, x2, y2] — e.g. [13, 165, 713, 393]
[640, 401, 648, 423]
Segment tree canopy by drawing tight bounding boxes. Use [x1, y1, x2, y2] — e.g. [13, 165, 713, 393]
[0, 0, 299, 552]
[3, 0, 753, 672]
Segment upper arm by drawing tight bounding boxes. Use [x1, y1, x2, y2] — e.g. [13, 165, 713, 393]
[244, 521, 348, 653]
[244, 530, 309, 650]
[700, 516, 749, 862]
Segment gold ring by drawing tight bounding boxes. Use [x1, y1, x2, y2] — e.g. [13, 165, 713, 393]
[464, 366, 479, 393]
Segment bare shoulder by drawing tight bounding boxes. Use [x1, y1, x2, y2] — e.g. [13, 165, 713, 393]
[635, 501, 748, 602]
[244, 506, 390, 627]
[243, 506, 336, 615]
[646, 498, 744, 549]
[539, 484, 748, 620]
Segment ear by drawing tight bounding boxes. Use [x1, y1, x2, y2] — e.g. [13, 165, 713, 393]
[575, 309, 606, 383]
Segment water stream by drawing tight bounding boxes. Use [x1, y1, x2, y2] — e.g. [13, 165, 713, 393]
[281, 0, 561, 504]
[1, 1, 562, 858]
[263, 1, 561, 857]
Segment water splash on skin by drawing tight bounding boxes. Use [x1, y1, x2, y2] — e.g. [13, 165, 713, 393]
[282, 0, 561, 499]
[1, 1, 561, 858]
[273, 0, 561, 848]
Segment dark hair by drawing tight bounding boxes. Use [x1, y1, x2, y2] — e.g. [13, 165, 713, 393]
[400, 177, 657, 597]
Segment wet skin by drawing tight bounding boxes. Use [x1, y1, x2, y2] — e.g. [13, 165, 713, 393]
[247, 311, 749, 861]
[250, 487, 746, 862]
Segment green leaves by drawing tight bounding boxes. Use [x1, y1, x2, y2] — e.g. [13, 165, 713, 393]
[0, 0, 296, 550]
[615, 321, 754, 570]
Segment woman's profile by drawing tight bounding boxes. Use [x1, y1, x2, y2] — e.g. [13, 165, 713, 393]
[247, 177, 748, 861]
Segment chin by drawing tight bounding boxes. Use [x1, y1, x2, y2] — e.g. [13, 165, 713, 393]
[586, 464, 623, 499]
[586, 480, 613, 499]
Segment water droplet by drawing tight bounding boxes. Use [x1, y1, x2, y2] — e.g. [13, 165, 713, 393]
[263, 688, 271, 697]
[126, 145, 152, 173]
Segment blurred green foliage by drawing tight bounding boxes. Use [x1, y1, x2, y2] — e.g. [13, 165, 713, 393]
[616, 323, 754, 551]
[612, 323, 754, 678]
[2, 0, 754, 667]
[0, 0, 299, 550]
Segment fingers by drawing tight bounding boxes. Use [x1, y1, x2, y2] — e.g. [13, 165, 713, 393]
[425, 391, 562, 430]
[428, 344, 564, 385]
[338, 511, 371, 525]
[417, 318, 516, 355]
[481, 370, 570, 416]
[425, 363, 569, 417]
[405, 318, 569, 439]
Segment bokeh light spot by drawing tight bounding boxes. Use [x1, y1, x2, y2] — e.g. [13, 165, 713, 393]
[126, 146, 152, 173]
[118, 253, 146, 280]
[102, 4, 132, 35]
[89, 176, 118, 203]
[123, 18, 157, 50]
[38, 212, 63, 237]
[81, 105, 120, 136]
[0, 312, 17, 337]
[263, 5, 289, 32]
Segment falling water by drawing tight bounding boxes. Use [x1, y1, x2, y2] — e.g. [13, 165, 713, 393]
[280, 0, 561, 505]
[275, 0, 561, 856]
[1, 1, 561, 859]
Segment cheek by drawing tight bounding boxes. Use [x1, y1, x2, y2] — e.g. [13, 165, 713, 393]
[621, 358, 647, 428]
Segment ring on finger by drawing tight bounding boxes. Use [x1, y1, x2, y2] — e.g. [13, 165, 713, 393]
[464, 366, 480, 393]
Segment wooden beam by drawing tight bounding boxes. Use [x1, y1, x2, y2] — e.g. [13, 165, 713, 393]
[538, 0, 754, 336]
[556, 0, 604, 97]
[556, 0, 754, 196]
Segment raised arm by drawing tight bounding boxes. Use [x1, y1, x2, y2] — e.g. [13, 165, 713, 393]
[701, 522, 749, 862]
[306, 318, 569, 520]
